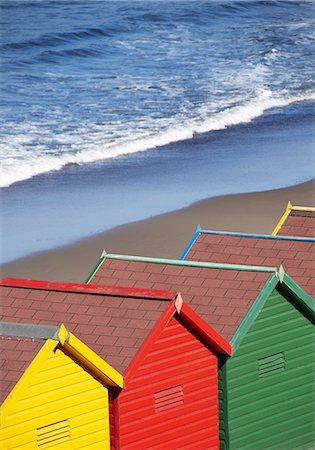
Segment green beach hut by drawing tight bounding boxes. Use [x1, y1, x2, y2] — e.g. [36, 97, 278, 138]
[86, 252, 315, 449]
[218, 269, 314, 450]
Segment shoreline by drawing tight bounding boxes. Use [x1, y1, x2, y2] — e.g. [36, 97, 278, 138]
[1, 179, 314, 283]
[2, 100, 314, 265]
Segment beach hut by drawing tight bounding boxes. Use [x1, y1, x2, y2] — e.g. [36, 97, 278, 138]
[272, 202, 315, 237]
[0, 278, 231, 449]
[87, 252, 315, 449]
[180, 225, 315, 298]
[0, 321, 123, 450]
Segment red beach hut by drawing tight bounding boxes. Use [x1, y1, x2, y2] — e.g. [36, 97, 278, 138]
[0, 278, 231, 449]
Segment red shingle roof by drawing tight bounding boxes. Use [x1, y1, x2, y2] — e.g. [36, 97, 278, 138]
[277, 210, 315, 237]
[184, 232, 315, 298]
[90, 258, 271, 342]
[0, 336, 44, 404]
[0, 282, 175, 374]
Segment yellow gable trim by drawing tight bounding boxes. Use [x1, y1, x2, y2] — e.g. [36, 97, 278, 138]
[272, 201, 292, 236]
[1, 339, 112, 449]
[59, 327, 123, 388]
[1, 325, 123, 422]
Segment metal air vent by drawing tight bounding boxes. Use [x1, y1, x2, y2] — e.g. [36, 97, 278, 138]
[154, 385, 184, 413]
[258, 352, 285, 377]
[37, 419, 70, 448]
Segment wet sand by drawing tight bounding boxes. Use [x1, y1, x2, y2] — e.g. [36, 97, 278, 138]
[1, 179, 314, 283]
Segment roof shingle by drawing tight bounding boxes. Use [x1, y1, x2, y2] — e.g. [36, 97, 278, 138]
[184, 232, 315, 298]
[277, 210, 315, 238]
[0, 283, 175, 375]
[0, 336, 44, 404]
[89, 258, 272, 342]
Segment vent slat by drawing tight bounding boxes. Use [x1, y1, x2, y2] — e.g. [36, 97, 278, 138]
[156, 395, 184, 408]
[38, 427, 69, 439]
[37, 420, 70, 448]
[258, 352, 285, 377]
[155, 385, 182, 399]
[155, 385, 184, 412]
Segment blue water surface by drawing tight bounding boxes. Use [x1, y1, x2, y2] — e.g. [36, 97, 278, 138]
[0, 0, 314, 186]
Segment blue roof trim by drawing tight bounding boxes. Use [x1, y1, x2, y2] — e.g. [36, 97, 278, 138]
[199, 229, 315, 242]
[179, 224, 201, 260]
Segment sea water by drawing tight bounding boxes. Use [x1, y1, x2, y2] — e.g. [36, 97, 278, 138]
[0, 0, 314, 262]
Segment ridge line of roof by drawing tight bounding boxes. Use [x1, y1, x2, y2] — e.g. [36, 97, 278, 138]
[0, 321, 59, 340]
[103, 252, 278, 273]
[199, 229, 315, 242]
[290, 205, 315, 212]
[0, 277, 176, 301]
[281, 274, 315, 316]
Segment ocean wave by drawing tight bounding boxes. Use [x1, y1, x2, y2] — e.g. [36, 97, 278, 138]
[37, 46, 102, 62]
[1, 90, 314, 188]
[0, 27, 113, 53]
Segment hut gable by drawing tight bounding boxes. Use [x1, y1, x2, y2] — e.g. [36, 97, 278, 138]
[0, 321, 123, 450]
[87, 253, 279, 342]
[110, 296, 231, 449]
[180, 229, 315, 298]
[119, 309, 221, 448]
[272, 203, 315, 237]
[223, 275, 315, 449]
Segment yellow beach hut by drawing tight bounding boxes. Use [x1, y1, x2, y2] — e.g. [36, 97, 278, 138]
[272, 202, 315, 237]
[0, 322, 123, 450]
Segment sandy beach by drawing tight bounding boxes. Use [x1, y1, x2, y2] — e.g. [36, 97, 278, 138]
[1, 179, 314, 283]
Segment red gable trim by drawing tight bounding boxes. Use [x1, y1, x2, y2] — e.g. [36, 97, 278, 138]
[124, 296, 232, 383]
[0, 278, 176, 301]
[179, 302, 232, 356]
[124, 300, 177, 382]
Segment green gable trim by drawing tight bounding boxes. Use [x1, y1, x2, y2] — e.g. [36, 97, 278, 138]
[230, 271, 314, 352]
[230, 273, 279, 353]
[279, 274, 315, 323]
[102, 252, 278, 273]
[227, 288, 314, 449]
[85, 255, 106, 284]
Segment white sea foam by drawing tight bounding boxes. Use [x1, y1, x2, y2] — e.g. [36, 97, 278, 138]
[1, 90, 314, 188]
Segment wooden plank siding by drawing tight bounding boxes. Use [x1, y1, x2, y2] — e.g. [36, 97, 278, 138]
[218, 359, 229, 450]
[1, 340, 110, 450]
[225, 288, 315, 450]
[118, 314, 220, 449]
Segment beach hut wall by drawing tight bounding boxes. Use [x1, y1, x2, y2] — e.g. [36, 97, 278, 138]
[0, 279, 231, 450]
[86, 253, 315, 449]
[271, 202, 315, 237]
[0, 322, 123, 450]
[221, 278, 314, 449]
